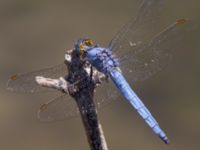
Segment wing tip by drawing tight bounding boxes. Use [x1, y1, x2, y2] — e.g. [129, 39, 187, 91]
[10, 74, 18, 80]
[6, 75, 18, 91]
[39, 103, 48, 112]
[176, 19, 188, 25]
[37, 103, 54, 122]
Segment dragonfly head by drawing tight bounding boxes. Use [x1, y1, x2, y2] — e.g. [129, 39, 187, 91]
[75, 38, 96, 58]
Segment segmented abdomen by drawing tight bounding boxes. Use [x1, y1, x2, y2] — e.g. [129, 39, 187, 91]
[109, 68, 169, 144]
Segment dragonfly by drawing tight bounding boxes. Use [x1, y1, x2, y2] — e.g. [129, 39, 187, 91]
[7, 0, 190, 144]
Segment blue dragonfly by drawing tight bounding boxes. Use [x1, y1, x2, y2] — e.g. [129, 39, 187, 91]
[7, 0, 190, 144]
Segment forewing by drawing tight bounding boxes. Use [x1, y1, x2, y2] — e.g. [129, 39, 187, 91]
[109, 0, 165, 55]
[88, 0, 167, 105]
[109, 0, 192, 81]
[7, 63, 68, 93]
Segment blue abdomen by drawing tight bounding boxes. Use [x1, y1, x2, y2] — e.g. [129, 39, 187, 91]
[86, 46, 169, 144]
[109, 68, 169, 144]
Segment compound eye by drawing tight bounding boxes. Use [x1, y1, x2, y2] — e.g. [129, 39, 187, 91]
[84, 39, 94, 46]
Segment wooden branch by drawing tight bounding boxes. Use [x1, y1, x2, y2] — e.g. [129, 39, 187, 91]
[35, 49, 108, 150]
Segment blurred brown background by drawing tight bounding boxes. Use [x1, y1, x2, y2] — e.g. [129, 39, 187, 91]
[0, 0, 200, 150]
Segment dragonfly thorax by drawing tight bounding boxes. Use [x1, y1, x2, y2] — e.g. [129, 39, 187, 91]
[86, 47, 119, 74]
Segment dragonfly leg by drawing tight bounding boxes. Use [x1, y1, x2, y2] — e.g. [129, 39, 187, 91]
[90, 65, 93, 78]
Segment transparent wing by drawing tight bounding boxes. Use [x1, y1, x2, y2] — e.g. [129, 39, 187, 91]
[95, 0, 167, 103]
[7, 63, 68, 93]
[120, 19, 190, 81]
[109, 0, 191, 81]
[109, 0, 165, 55]
[37, 84, 119, 122]
[38, 94, 78, 122]
[94, 80, 120, 107]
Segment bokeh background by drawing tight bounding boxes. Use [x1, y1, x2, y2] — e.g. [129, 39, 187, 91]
[0, 0, 200, 150]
